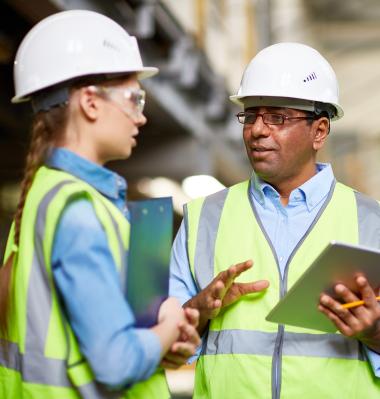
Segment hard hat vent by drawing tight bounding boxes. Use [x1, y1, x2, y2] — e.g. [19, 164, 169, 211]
[303, 72, 317, 83]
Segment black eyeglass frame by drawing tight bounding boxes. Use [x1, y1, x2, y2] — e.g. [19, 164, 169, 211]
[236, 111, 316, 126]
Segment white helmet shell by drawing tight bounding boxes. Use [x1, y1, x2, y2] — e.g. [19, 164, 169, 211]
[12, 10, 158, 103]
[230, 42, 343, 120]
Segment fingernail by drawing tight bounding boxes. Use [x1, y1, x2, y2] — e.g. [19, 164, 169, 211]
[335, 284, 344, 294]
[357, 276, 366, 285]
[320, 296, 328, 305]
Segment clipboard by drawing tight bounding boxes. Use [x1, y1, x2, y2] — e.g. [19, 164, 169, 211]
[126, 197, 173, 327]
[266, 241, 380, 332]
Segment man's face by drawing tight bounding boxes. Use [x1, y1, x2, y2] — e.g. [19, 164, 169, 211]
[242, 106, 320, 186]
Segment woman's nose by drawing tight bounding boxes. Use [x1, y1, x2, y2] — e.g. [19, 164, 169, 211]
[136, 113, 147, 127]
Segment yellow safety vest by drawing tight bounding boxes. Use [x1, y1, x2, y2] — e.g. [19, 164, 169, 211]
[185, 179, 380, 399]
[0, 166, 169, 399]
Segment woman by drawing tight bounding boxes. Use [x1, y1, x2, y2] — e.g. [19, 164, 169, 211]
[0, 10, 199, 399]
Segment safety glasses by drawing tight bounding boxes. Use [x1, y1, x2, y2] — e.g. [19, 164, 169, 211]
[89, 85, 146, 120]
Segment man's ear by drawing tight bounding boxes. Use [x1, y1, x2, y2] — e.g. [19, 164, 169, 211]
[313, 117, 330, 151]
[78, 86, 100, 121]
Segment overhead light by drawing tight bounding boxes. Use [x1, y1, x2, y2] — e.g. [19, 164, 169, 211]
[182, 175, 225, 199]
[137, 177, 190, 215]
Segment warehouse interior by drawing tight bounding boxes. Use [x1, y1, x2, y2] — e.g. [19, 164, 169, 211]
[1, 0, 380, 397]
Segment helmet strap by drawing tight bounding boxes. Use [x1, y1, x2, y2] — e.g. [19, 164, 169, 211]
[31, 86, 69, 114]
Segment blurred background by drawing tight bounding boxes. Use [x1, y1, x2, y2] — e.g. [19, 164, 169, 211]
[1, 0, 380, 397]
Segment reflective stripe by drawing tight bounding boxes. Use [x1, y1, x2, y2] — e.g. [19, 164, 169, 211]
[0, 340, 20, 371]
[193, 188, 229, 289]
[355, 191, 380, 248]
[205, 330, 363, 360]
[0, 339, 71, 387]
[0, 340, 123, 397]
[26, 181, 75, 356]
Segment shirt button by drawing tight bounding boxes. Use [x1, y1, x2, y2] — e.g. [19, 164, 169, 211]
[279, 256, 284, 262]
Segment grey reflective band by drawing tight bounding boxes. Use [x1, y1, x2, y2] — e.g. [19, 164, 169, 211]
[0, 340, 120, 398]
[192, 188, 229, 289]
[26, 181, 74, 356]
[205, 330, 364, 361]
[0, 340, 20, 371]
[354, 191, 380, 247]
[0, 339, 71, 387]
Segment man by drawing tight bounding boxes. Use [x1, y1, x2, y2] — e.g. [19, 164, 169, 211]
[169, 42, 380, 398]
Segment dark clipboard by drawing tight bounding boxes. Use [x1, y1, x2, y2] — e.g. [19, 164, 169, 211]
[126, 197, 173, 327]
[266, 241, 380, 332]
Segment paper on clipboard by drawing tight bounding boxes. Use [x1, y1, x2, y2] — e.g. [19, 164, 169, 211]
[126, 197, 173, 327]
[266, 241, 380, 332]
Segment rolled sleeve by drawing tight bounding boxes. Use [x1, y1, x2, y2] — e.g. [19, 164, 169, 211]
[169, 220, 199, 305]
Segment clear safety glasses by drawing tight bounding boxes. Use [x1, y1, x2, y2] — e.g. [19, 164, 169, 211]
[89, 85, 146, 121]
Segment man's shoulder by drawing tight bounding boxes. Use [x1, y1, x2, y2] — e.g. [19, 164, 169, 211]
[336, 181, 380, 206]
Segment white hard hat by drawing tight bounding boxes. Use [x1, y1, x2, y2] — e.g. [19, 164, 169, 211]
[12, 9, 158, 104]
[230, 42, 343, 120]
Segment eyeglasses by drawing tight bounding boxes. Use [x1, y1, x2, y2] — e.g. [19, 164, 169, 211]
[236, 111, 315, 126]
[89, 85, 146, 117]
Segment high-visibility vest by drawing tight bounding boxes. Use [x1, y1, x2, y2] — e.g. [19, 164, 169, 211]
[0, 166, 169, 399]
[185, 179, 380, 399]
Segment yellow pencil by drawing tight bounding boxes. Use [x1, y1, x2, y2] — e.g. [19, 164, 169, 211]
[342, 296, 380, 309]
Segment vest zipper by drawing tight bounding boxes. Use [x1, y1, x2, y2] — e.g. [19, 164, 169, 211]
[272, 324, 284, 399]
[247, 179, 336, 399]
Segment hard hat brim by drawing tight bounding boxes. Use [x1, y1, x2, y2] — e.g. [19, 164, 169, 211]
[137, 66, 159, 80]
[229, 94, 344, 121]
[11, 66, 159, 104]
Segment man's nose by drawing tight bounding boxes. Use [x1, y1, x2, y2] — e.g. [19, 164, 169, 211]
[248, 114, 271, 138]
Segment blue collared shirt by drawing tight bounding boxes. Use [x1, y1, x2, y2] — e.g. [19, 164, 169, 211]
[48, 148, 161, 388]
[169, 163, 380, 376]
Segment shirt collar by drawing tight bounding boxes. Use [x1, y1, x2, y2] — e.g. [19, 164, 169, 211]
[250, 163, 335, 211]
[46, 147, 127, 201]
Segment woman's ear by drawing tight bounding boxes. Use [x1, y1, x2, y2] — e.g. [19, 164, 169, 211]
[78, 86, 100, 121]
[312, 117, 330, 151]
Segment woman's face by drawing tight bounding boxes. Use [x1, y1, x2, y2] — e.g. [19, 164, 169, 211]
[92, 75, 147, 164]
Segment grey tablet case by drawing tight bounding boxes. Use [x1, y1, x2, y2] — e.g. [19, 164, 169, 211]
[126, 197, 173, 327]
[266, 241, 380, 332]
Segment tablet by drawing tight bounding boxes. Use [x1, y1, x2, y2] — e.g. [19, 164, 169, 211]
[126, 197, 173, 327]
[266, 241, 380, 332]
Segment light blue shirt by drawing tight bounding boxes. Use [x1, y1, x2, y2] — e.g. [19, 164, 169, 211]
[48, 148, 162, 389]
[169, 163, 380, 376]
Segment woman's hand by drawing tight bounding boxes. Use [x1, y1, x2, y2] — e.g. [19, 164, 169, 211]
[160, 308, 201, 369]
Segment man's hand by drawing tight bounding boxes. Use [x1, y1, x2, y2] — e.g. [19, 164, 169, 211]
[184, 260, 269, 335]
[318, 275, 380, 353]
[160, 308, 201, 369]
